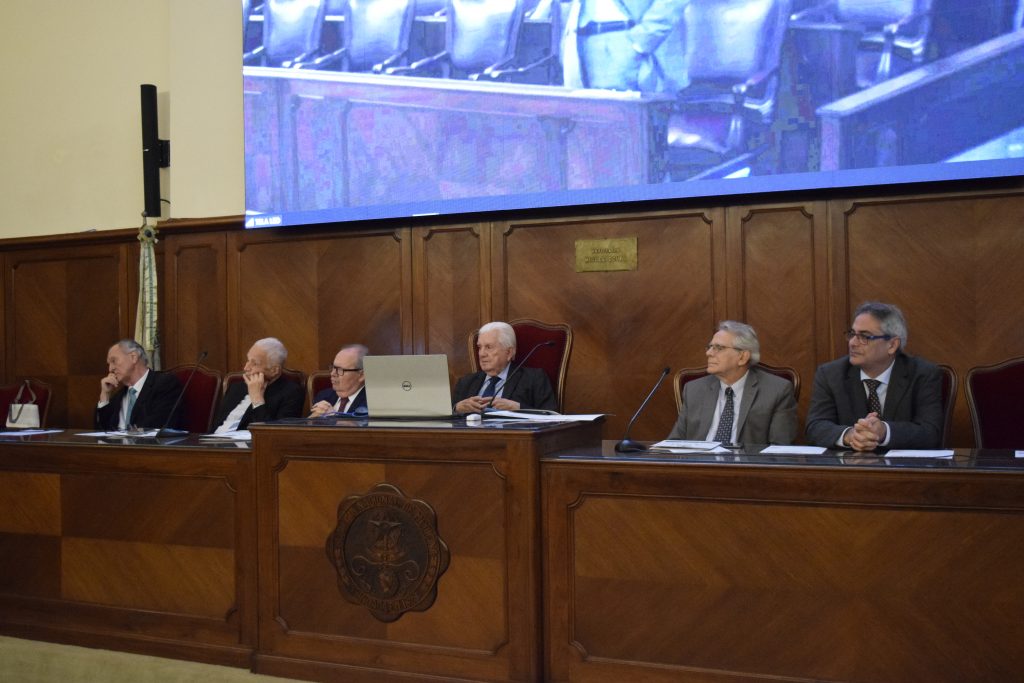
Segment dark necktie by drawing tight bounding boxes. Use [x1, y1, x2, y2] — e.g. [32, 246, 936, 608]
[481, 375, 499, 398]
[714, 387, 734, 443]
[864, 379, 882, 416]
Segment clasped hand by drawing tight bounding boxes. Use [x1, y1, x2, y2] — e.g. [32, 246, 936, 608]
[455, 395, 520, 414]
[845, 412, 886, 451]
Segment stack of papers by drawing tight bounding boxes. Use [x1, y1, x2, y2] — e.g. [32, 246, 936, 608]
[200, 430, 252, 441]
[648, 440, 730, 454]
[484, 411, 604, 422]
[885, 450, 954, 458]
[760, 445, 827, 455]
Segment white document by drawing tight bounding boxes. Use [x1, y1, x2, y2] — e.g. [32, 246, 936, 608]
[0, 429, 63, 437]
[884, 450, 955, 458]
[760, 445, 828, 455]
[485, 410, 603, 422]
[1016, 451, 1024, 458]
[200, 430, 252, 441]
[75, 429, 159, 437]
[650, 439, 721, 450]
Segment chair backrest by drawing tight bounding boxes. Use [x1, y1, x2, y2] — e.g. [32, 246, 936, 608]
[468, 319, 573, 412]
[0, 379, 53, 428]
[263, 0, 328, 66]
[166, 364, 223, 434]
[446, 0, 525, 73]
[307, 370, 334, 403]
[686, 0, 791, 83]
[673, 363, 800, 412]
[344, 0, 416, 71]
[936, 363, 957, 449]
[966, 356, 1024, 449]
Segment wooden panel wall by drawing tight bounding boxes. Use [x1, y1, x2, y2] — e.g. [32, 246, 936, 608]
[2, 185, 1022, 446]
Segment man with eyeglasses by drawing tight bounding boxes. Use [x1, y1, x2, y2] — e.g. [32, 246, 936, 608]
[309, 344, 369, 417]
[211, 337, 304, 433]
[805, 302, 943, 451]
[668, 321, 797, 445]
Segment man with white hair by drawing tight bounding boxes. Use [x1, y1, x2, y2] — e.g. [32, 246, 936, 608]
[212, 337, 304, 433]
[805, 301, 943, 451]
[95, 338, 183, 430]
[453, 322, 558, 415]
[668, 321, 797, 444]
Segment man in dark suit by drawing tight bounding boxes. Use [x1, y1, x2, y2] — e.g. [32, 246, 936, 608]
[212, 337, 304, 433]
[453, 322, 558, 414]
[806, 302, 943, 451]
[309, 344, 369, 416]
[668, 321, 797, 444]
[95, 339, 183, 430]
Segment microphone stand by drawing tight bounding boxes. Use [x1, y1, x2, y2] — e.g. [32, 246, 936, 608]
[155, 350, 208, 438]
[615, 367, 671, 452]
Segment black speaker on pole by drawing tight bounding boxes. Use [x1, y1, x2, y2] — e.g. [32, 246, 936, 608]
[140, 84, 170, 218]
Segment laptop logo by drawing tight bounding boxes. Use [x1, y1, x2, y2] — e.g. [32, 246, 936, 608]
[402, 380, 412, 391]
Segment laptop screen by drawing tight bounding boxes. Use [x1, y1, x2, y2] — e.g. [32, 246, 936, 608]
[362, 355, 453, 418]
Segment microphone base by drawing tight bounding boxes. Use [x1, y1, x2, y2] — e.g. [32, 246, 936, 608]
[614, 438, 647, 453]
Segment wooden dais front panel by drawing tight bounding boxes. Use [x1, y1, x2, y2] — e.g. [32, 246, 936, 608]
[0, 436, 258, 667]
[543, 456, 1024, 683]
[252, 421, 600, 682]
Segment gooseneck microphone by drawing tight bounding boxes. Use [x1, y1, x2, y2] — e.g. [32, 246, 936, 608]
[486, 340, 556, 408]
[155, 350, 208, 438]
[615, 367, 671, 452]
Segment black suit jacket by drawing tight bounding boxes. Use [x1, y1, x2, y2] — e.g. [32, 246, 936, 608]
[452, 366, 558, 412]
[313, 386, 368, 414]
[213, 376, 305, 431]
[95, 370, 183, 430]
[805, 352, 943, 449]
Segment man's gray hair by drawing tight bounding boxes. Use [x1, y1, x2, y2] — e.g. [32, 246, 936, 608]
[854, 301, 907, 348]
[339, 344, 369, 369]
[718, 321, 761, 365]
[478, 321, 516, 350]
[254, 337, 288, 367]
[116, 339, 150, 367]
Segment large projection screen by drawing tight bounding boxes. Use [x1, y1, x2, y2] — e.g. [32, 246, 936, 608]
[242, 0, 1024, 229]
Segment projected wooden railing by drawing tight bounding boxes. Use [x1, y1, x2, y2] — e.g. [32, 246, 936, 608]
[242, 67, 671, 215]
[817, 30, 1024, 171]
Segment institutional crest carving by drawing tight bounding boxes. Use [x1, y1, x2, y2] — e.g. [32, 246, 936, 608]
[326, 483, 450, 622]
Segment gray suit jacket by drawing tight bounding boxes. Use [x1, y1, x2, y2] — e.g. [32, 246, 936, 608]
[804, 353, 943, 449]
[668, 366, 797, 444]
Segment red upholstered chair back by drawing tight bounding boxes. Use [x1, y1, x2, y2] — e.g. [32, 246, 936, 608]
[935, 363, 957, 448]
[966, 356, 1024, 449]
[673, 363, 800, 413]
[166, 364, 223, 434]
[468, 319, 573, 412]
[0, 379, 53, 428]
[307, 370, 333, 403]
[224, 367, 309, 413]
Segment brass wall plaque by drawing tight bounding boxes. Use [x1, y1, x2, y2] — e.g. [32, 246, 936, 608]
[326, 483, 450, 622]
[575, 237, 637, 272]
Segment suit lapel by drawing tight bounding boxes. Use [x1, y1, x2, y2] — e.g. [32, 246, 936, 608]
[735, 369, 757, 436]
[696, 378, 718, 437]
[502, 369, 521, 401]
[845, 362, 869, 418]
[883, 354, 910, 420]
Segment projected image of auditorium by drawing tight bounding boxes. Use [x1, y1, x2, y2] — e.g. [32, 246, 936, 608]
[242, 0, 1024, 228]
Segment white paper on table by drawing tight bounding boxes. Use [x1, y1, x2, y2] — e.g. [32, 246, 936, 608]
[650, 439, 721, 450]
[884, 449, 954, 458]
[485, 411, 604, 422]
[1015, 451, 1024, 458]
[74, 429, 159, 437]
[759, 445, 828, 455]
[199, 430, 252, 441]
[0, 429, 63, 436]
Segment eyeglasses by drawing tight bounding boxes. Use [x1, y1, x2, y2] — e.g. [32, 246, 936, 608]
[329, 365, 362, 375]
[845, 330, 892, 343]
[705, 344, 741, 353]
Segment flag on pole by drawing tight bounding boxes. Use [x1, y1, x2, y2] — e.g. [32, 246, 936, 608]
[134, 218, 161, 369]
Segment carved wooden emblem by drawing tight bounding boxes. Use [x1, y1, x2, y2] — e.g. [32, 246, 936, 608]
[326, 483, 450, 622]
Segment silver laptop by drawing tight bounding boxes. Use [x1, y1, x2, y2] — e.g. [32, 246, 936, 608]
[362, 354, 453, 418]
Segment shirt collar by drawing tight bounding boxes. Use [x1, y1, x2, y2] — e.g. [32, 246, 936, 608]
[860, 359, 895, 385]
